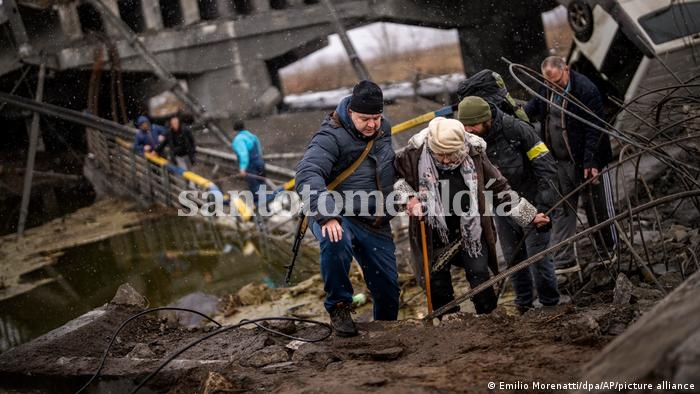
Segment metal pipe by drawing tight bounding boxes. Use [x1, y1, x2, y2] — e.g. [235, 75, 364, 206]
[425, 189, 700, 320]
[320, 0, 370, 81]
[17, 61, 46, 237]
[0, 91, 295, 179]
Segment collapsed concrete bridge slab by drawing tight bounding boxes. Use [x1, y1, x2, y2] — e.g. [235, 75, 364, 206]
[0, 0, 557, 122]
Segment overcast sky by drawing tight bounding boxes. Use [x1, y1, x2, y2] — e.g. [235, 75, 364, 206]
[280, 22, 459, 75]
[280, 6, 566, 76]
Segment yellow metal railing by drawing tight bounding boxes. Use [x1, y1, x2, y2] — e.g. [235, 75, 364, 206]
[85, 103, 455, 222]
[88, 132, 254, 220]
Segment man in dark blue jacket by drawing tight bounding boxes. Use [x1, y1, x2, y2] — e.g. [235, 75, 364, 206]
[133, 115, 166, 155]
[458, 96, 560, 313]
[296, 80, 399, 337]
[524, 56, 616, 271]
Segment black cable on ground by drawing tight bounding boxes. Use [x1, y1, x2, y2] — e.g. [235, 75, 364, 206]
[74, 307, 331, 394]
[75, 306, 222, 394]
[130, 317, 332, 394]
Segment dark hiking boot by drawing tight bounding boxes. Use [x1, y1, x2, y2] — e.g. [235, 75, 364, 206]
[516, 304, 533, 315]
[329, 302, 357, 337]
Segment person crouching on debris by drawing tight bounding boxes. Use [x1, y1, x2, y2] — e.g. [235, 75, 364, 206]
[394, 117, 550, 316]
[231, 120, 266, 207]
[133, 115, 166, 155]
[296, 80, 400, 337]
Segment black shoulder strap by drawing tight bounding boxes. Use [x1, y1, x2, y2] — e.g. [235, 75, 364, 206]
[328, 139, 374, 190]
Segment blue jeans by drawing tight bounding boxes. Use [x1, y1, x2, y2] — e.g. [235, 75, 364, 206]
[310, 218, 400, 320]
[494, 215, 559, 307]
[245, 163, 266, 207]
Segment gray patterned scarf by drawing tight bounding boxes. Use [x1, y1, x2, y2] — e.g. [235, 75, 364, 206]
[417, 143, 482, 258]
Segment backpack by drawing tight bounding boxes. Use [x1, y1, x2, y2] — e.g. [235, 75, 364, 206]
[457, 69, 530, 123]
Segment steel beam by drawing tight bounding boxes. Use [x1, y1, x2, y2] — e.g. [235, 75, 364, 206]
[87, 0, 230, 146]
[17, 61, 45, 236]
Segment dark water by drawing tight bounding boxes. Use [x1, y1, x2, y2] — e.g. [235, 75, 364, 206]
[0, 216, 318, 353]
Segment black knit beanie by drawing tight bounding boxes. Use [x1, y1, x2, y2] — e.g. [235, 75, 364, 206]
[349, 80, 383, 114]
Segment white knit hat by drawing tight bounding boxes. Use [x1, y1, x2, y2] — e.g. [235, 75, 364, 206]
[427, 117, 466, 154]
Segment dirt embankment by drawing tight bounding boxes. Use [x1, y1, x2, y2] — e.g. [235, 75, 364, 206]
[1, 257, 689, 394]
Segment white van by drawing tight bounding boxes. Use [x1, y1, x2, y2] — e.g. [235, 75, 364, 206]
[561, 0, 700, 130]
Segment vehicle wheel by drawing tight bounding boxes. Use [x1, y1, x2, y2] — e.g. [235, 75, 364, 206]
[568, 0, 594, 42]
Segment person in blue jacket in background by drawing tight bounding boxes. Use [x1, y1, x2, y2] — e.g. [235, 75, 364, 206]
[231, 120, 266, 206]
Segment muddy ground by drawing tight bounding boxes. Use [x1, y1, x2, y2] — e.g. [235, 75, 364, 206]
[2, 187, 696, 393]
[0, 283, 638, 394]
[0, 250, 689, 394]
[2, 186, 696, 393]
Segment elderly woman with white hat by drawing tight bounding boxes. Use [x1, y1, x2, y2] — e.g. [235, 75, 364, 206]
[394, 117, 549, 316]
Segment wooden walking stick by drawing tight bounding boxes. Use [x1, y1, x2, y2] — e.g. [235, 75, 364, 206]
[419, 220, 433, 314]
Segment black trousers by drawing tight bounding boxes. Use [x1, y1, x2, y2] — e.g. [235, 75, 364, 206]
[429, 235, 497, 315]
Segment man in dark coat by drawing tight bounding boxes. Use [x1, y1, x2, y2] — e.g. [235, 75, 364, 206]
[158, 114, 196, 171]
[296, 80, 399, 337]
[524, 56, 617, 270]
[394, 117, 550, 316]
[458, 96, 560, 313]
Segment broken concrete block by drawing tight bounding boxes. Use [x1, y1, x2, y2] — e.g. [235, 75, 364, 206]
[110, 283, 147, 308]
[689, 229, 700, 247]
[290, 343, 339, 368]
[236, 283, 271, 306]
[659, 272, 683, 290]
[241, 345, 289, 368]
[285, 340, 306, 351]
[631, 284, 664, 302]
[614, 273, 664, 305]
[127, 343, 156, 359]
[348, 346, 404, 361]
[632, 230, 662, 245]
[261, 361, 297, 374]
[590, 267, 613, 289]
[668, 224, 690, 243]
[199, 371, 239, 394]
[614, 273, 634, 305]
[261, 320, 296, 335]
[563, 314, 601, 345]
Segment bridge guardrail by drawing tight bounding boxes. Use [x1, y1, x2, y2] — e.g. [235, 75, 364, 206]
[86, 127, 255, 220]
